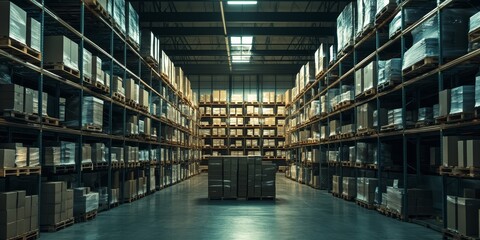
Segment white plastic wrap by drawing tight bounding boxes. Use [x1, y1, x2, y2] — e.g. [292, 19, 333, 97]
[433, 104, 440, 118]
[74, 191, 99, 214]
[28, 147, 40, 167]
[83, 49, 92, 80]
[127, 3, 140, 46]
[114, 0, 126, 34]
[357, 0, 376, 36]
[469, 11, 480, 33]
[91, 143, 106, 163]
[111, 147, 124, 162]
[3, 2, 27, 44]
[403, 38, 439, 70]
[60, 141, 76, 165]
[15, 146, 27, 167]
[450, 85, 475, 115]
[82, 96, 104, 127]
[82, 144, 92, 164]
[378, 58, 401, 85]
[376, 0, 396, 17]
[29, 18, 41, 52]
[337, 3, 354, 52]
[356, 142, 368, 163]
[417, 107, 433, 123]
[44, 147, 60, 166]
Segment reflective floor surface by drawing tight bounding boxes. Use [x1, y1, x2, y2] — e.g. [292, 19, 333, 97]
[41, 173, 441, 240]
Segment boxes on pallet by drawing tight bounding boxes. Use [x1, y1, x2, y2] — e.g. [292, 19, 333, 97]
[355, 69, 363, 96]
[91, 143, 106, 163]
[315, 43, 328, 76]
[126, 2, 140, 46]
[0, 84, 24, 113]
[439, 89, 451, 118]
[378, 58, 401, 87]
[113, 0, 126, 33]
[44, 36, 79, 71]
[73, 188, 99, 216]
[363, 61, 377, 92]
[81, 144, 92, 164]
[0, 1, 27, 45]
[332, 175, 342, 195]
[443, 136, 459, 167]
[356, 0, 376, 37]
[417, 107, 433, 123]
[27, 147, 39, 167]
[140, 31, 158, 62]
[112, 76, 125, 96]
[139, 89, 149, 108]
[40, 182, 72, 225]
[83, 49, 93, 81]
[337, 2, 354, 52]
[125, 79, 137, 103]
[450, 85, 475, 115]
[64, 96, 104, 128]
[27, 17, 41, 52]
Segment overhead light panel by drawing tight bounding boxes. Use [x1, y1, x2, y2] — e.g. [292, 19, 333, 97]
[227, 1, 257, 5]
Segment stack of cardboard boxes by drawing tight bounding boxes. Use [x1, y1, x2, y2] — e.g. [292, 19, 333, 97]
[447, 189, 480, 238]
[0, 191, 38, 239]
[73, 187, 99, 216]
[40, 182, 73, 227]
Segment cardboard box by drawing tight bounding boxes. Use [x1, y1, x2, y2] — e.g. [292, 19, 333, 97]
[439, 89, 451, 117]
[0, 192, 17, 210]
[16, 191, 25, 208]
[44, 36, 79, 71]
[0, 84, 24, 112]
[219, 90, 227, 102]
[458, 140, 467, 168]
[466, 140, 480, 168]
[212, 90, 220, 102]
[363, 61, 377, 91]
[0, 209, 16, 225]
[125, 79, 137, 102]
[443, 136, 459, 167]
[0, 149, 15, 168]
[0, 1, 27, 44]
[355, 69, 363, 96]
[16, 219, 25, 235]
[40, 213, 61, 225]
[457, 198, 480, 237]
[26, 18, 41, 51]
[0, 222, 16, 239]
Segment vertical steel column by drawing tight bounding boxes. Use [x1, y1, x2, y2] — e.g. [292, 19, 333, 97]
[77, 2, 86, 187]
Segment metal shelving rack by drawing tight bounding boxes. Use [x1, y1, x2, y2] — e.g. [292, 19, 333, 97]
[285, 0, 480, 232]
[199, 99, 287, 165]
[0, 0, 201, 227]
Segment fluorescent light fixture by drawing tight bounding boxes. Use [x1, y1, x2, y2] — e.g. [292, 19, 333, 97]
[232, 55, 251, 63]
[227, 1, 257, 5]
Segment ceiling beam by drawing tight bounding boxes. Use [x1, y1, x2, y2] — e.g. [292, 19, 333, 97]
[129, 0, 347, 2]
[140, 12, 339, 23]
[179, 64, 301, 75]
[164, 49, 314, 56]
[149, 27, 335, 36]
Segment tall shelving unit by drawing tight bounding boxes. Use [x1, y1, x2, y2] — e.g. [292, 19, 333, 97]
[199, 97, 286, 166]
[285, 0, 480, 233]
[0, 0, 201, 223]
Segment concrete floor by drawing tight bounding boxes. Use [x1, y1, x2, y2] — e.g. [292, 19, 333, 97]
[41, 173, 441, 240]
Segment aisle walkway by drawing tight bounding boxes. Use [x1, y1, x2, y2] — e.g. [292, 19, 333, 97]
[41, 174, 440, 240]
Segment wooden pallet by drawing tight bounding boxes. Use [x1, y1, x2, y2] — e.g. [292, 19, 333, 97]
[443, 229, 479, 240]
[341, 161, 352, 167]
[111, 161, 124, 169]
[341, 193, 355, 201]
[81, 163, 93, 171]
[126, 37, 140, 51]
[415, 121, 434, 128]
[0, 167, 41, 177]
[366, 164, 377, 170]
[453, 167, 480, 178]
[337, 42, 353, 58]
[41, 116, 60, 127]
[439, 166, 455, 176]
[436, 115, 448, 124]
[355, 199, 376, 210]
[40, 217, 74, 232]
[377, 79, 400, 93]
[355, 23, 375, 41]
[123, 195, 138, 203]
[377, 206, 405, 220]
[469, 27, 480, 44]
[44, 164, 75, 174]
[81, 124, 102, 133]
[92, 81, 110, 94]
[126, 99, 139, 109]
[126, 162, 139, 168]
[44, 63, 80, 80]
[447, 112, 474, 123]
[8, 230, 39, 240]
[375, 3, 396, 24]
[402, 57, 438, 78]
[2, 110, 40, 123]
[94, 162, 109, 170]
[356, 128, 376, 136]
[74, 210, 97, 223]
[355, 162, 366, 168]
[0, 37, 41, 65]
[85, 0, 112, 20]
[380, 124, 401, 132]
[356, 88, 377, 100]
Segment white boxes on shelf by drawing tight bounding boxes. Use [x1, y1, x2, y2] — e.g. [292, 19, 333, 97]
[0, 1, 27, 45]
[44, 36, 79, 71]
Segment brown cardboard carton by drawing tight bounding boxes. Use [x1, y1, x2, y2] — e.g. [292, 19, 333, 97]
[16, 219, 25, 235]
[0, 192, 17, 210]
[31, 196, 38, 217]
[0, 209, 16, 224]
[0, 149, 15, 168]
[30, 215, 38, 231]
[458, 198, 480, 237]
[41, 182, 62, 194]
[24, 197, 31, 219]
[16, 191, 25, 208]
[0, 222, 16, 239]
[219, 90, 227, 102]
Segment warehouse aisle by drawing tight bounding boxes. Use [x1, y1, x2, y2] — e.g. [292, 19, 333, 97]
[41, 174, 440, 240]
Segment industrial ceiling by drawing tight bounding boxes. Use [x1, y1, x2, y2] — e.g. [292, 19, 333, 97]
[131, 0, 348, 74]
